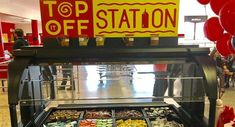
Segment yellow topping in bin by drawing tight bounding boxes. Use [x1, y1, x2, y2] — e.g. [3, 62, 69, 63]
[116, 119, 147, 127]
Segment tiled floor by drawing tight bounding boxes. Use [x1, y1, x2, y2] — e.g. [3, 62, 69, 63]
[220, 87, 235, 109]
[1, 65, 235, 127]
[0, 92, 11, 127]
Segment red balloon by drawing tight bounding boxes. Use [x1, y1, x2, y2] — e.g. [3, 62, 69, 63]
[216, 33, 232, 57]
[204, 17, 224, 41]
[197, 0, 210, 5]
[219, 0, 235, 35]
[210, 0, 228, 15]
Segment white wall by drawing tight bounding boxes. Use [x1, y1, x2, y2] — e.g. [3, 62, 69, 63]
[0, 0, 40, 20]
[178, 1, 216, 49]
[179, 1, 216, 34]
[15, 22, 42, 35]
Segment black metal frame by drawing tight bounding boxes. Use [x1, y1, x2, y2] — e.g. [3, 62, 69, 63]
[8, 46, 217, 127]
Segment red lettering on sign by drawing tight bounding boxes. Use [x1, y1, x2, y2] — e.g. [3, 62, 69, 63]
[119, 10, 130, 28]
[152, 9, 163, 28]
[96, 10, 108, 29]
[165, 9, 176, 28]
[129, 9, 140, 28]
[107, 9, 118, 28]
[142, 10, 149, 28]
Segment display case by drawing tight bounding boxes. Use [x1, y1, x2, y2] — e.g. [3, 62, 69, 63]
[8, 46, 217, 127]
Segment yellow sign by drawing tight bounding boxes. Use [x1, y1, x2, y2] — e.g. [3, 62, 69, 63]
[93, 0, 179, 37]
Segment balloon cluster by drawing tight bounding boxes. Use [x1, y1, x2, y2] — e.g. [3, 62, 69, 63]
[197, 0, 235, 57]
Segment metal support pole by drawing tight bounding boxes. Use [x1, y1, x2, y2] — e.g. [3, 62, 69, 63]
[9, 105, 18, 127]
[193, 22, 196, 40]
[2, 80, 4, 92]
[70, 66, 75, 102]
[55, 66, 59, 94]
[77, 65, 79, 94]
[167, 75, 174, 97]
